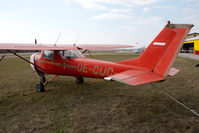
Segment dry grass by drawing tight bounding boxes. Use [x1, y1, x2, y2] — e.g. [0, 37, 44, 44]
[0, 54, 199, 133]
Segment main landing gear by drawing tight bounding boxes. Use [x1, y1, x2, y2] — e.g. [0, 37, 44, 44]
[36, 76, 46, 92]
[36, 76, 84, 92]
[76, 76, 84, 84]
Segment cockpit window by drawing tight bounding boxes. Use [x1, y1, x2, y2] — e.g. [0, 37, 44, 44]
[43, 50, 54, 60]
[59, 50, 84, 59]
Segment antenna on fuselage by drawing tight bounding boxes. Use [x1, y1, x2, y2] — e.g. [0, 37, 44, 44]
[73, 34, 80, 46]
[54, 32, 62, 46]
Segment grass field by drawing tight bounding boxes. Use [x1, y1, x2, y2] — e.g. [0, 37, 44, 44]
[0, 54, 199, 133]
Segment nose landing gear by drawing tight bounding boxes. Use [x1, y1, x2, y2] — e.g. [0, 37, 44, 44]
[40, 76, 46, 83]
[36, 82, 45, 92]
[36, 76, 46, 92]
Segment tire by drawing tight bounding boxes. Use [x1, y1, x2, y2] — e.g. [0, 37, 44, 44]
[76, 76, 84, 84]
[36, 82, 45, 92]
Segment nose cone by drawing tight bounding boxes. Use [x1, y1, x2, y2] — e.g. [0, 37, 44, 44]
[30, 53, 37, 71]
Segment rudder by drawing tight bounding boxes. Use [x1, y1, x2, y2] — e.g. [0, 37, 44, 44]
[153, 24, 193, 77]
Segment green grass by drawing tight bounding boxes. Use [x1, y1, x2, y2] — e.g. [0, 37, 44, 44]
[0, 54, 199, 133]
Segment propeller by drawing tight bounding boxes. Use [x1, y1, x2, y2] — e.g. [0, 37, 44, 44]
[35, 39, 37, 44]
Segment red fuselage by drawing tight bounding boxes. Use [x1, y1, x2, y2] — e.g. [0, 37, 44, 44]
[32, 50, 143, 78]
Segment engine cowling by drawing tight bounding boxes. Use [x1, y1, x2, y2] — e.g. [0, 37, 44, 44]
[30, 53, 37, 71]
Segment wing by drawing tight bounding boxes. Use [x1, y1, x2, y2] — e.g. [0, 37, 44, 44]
[0, 43, 76, 50]
[76, 44, 134, 50]
[0, 43, 133, 50]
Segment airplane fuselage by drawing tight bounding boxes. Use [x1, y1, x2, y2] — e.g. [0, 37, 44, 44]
[32, 50, 142, 79]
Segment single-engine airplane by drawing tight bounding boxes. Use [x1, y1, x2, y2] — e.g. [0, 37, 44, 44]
[0, 23, 193, 92]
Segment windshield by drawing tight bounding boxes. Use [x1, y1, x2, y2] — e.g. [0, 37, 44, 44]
[43, 50, 54, 60]
[59, 50, 84, 59]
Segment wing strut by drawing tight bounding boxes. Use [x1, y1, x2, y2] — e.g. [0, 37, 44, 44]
[0, 54, 6, 62]
[7, 50, 44, 71]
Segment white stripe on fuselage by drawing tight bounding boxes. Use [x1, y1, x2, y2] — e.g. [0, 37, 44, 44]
[153, 42, 166, 46]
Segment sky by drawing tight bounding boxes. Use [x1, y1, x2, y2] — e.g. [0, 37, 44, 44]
[0, 0, 198, 47]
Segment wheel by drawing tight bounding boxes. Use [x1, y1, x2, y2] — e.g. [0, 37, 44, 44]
[76, 76, 84, 84]
[36, 82, 45, 92]
[40, 76, 46, 83]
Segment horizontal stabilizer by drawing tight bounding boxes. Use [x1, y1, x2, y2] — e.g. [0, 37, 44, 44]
[105, 70, 164, 86]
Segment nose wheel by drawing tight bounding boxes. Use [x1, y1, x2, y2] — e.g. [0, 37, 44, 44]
[36, 76, 46, 92]
[36, 82, 45, 92]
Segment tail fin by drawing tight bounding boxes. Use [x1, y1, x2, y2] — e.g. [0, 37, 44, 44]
[118, 23, 193, 78]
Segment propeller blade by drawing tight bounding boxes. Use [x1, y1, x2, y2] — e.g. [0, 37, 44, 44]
[35, 39, 37, 44]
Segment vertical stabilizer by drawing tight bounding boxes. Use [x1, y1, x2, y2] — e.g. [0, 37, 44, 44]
[118, 23, 193, 78]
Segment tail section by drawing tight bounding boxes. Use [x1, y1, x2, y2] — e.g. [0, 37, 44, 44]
[118, 23, 193, 78]
[106, 23, 193, 86]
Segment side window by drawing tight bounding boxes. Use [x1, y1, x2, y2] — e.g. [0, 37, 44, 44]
[59, 50, 81, 59]
[43, 50, 54, 60]
[59, 50, 71, 59]
[70, 51, 78, 58]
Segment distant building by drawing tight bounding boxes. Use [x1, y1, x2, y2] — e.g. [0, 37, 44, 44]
[181, 34, 199, 54]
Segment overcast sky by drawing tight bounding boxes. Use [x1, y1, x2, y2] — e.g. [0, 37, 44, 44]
[0, 0, 198, 46]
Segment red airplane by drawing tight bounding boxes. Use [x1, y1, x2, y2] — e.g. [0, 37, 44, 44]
[0, 23, 193, 92]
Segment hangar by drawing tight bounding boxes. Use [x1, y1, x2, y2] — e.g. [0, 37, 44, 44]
[181, 33, 199, 54]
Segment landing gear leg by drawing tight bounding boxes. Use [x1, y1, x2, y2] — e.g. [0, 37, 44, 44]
[40, 76, 46, 83]
[76, 76, 84, 84]
[34, 68, 46, 92]
[36, 76, 46, 92]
